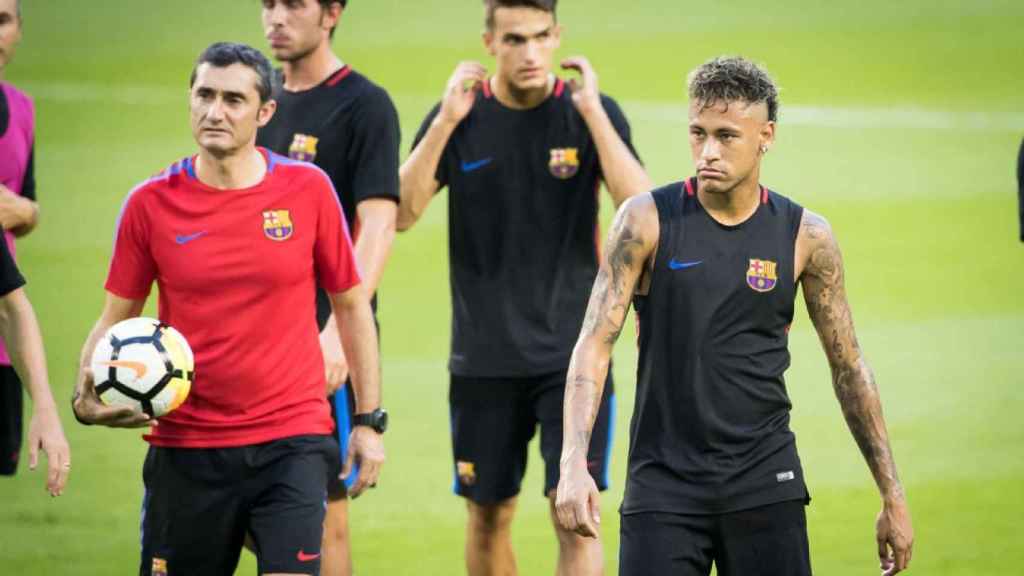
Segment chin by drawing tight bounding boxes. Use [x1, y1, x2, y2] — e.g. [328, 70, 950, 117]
[697, 177, 731, 194]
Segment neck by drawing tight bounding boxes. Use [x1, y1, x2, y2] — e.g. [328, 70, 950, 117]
[281, 42, 343, 91]
[195, 145, 267, 190]
[490, 73, 553, 110]
[698, 171, 762, 226]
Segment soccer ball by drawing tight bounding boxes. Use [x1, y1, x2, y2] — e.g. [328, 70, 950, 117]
[89, 317, 194, 418]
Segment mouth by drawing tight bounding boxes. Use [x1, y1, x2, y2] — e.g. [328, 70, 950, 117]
[202, 128, 230, 136]
[519, 67, 544, 79]
[268, 34, 290, 49]
[698, 168, 726, 179]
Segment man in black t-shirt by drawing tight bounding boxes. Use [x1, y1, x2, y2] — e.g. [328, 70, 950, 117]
[257, 2, 395, 575]
[400, 1, 650, 573]
[556, 56, 914, 576]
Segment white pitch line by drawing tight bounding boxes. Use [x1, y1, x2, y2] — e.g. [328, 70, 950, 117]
[21, 82, 1024, 132]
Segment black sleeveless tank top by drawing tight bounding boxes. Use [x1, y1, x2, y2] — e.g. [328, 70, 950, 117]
[622, 177, 809, 515]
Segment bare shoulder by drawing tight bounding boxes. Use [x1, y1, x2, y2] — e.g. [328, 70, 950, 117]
[612, 192, 659, 244]
[796, 209, 842, 281]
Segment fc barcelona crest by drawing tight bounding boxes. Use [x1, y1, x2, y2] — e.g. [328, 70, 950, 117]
[152, 558, 168, 576]
[549, 147, 579, 179]
[263, 210, 294, 241]
[746, 259, 778, 292]
[288, 133, 319, 162]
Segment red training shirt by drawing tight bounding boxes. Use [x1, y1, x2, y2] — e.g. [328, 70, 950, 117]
[106, 148, 360, 448]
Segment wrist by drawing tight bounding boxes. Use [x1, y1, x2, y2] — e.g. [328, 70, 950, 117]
[432, 113, 461, 132]
[353, 407, 387, 434]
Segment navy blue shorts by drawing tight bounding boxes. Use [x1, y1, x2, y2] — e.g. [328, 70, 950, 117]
[449, 369, 615, 504]
[327, 381, 357, 497]
[139, 434, 337, 576]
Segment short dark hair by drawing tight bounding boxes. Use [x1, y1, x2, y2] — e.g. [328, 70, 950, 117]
[318, 0, 345, 39]
[189, 42, 274, 103]
[484, 0, 557, 29]
[687, 56, 779, 122]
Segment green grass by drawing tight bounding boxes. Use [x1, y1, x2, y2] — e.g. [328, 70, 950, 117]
[1, 0, 1022, 574]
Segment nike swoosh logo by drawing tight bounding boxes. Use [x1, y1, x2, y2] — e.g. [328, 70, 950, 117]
[668, 259, 703, 270]
[175, 231, 207, 245]
[460, 158, 493, 173]
[99, 360, 148, 380]
[296, 550, 321, 562]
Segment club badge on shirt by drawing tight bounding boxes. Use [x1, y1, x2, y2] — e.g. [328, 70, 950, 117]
[549, 147, 579, 179]
[288, 133, 319, 162]
[263, 210, 294, 241]
[152, 558, 168, 576]
[746, 258, 778, 292]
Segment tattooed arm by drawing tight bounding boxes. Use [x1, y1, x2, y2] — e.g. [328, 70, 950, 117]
[797, 210, 914, 575]
[554, 193, 659, 538]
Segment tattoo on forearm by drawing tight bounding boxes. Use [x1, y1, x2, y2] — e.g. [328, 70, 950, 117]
[564, 374, 601, 460]
[801, 212, 904, 500]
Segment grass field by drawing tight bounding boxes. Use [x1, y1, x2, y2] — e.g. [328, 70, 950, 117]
[2, 1, 1023, 574]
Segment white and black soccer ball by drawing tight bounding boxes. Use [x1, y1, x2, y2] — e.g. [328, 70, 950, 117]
[89, 317, 194, 418]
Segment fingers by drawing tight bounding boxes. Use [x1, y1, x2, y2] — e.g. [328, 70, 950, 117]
[572, 497, 598, 538]
[52, 448, 71, 496]
[28, 431, 39, 470]
[448, 61, 487, 92]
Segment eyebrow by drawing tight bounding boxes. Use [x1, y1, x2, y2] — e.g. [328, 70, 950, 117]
[195, 87, 250, 100]
[503, 26, 553, 40]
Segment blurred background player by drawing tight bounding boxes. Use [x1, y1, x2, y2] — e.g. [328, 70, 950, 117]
[0, 0, 45, 482]
[71, 42, 384, 576]
[399, 1, 650, 573]
[556, 56, 914, 576]
[256, 2, 399, 573]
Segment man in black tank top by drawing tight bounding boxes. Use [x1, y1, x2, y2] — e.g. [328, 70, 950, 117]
[555, 57, 915, 576]
[399, 1, 650, 573]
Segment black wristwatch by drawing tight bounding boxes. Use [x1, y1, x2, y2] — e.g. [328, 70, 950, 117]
[352, 408, 388, 434]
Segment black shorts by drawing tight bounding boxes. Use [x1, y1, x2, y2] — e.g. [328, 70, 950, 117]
[327, 381, 356, 497]
[139, 434, 338, 576]
[620, 500, 812, 576]
[0, 365, 23, 476]
[449, 369, 614, 504]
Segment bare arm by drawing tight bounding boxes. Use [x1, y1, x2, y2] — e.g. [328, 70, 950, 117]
[398, 62, 486, 231]
[0, 288, 69, 495]
[328, 285, 384, 497]
[555, 194, 659, 537]
[562, 57, 651, 207]
[798, 210, 913, 574]
[318, 198, 397, 393]
[71, 292, 154, 428]
[0, 184, 39, 237]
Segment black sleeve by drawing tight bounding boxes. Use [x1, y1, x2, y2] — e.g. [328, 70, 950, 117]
[1018, 137, 1023, 242]
[411, 102, 450, 189]
[349, 86, 400, 206]
[21, 144, 36, 201]
[600, 94, 642, 163]
[0, 238, 25, 298]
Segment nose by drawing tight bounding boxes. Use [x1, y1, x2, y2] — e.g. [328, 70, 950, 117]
[265, 2, 286, 28]
[205, 98, 226, 122]
[523, 39, 540, 65]
[701, 138, 721, 163]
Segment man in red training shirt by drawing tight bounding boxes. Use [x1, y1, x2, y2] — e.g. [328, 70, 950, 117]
[71, 42, 384, 576]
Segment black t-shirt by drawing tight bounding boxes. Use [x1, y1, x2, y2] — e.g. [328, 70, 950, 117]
[0, 87, 35, 201]
[257, 66, 400, 327]
[0, 235, 25, 297]
[412, 79, 639, 377]
[624, 178, 809, 515]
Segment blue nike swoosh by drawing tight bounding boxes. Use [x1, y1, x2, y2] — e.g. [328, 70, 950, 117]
[460, 158, 493, 173]
[668, 259, 703, 270]
[175, 231, 208, 245]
